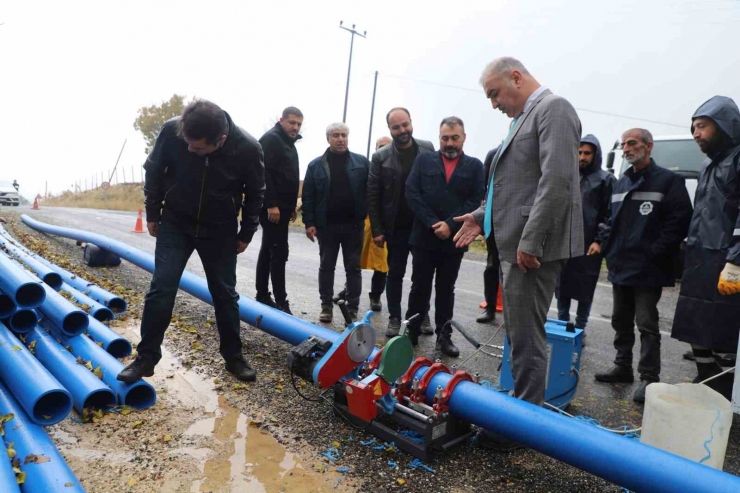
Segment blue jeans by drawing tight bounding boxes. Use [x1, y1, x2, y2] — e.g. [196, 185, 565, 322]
[557, 297, 592, 329]
[138, 220, 242, 365]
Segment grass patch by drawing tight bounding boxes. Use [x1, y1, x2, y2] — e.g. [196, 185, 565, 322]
[44, 183, 144, 212]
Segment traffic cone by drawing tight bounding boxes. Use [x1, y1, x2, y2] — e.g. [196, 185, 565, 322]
[32, 197, 40, 210]
[131, 209, 145, 233]
[495, 288, 504, 313]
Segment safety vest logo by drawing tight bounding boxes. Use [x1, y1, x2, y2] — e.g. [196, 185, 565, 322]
[639, 201, 653, 216]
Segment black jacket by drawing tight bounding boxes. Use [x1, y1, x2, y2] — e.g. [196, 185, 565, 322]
[557, 135, 616, 302]
[143, 112, 265, 243]
[406, 152, 485, 253]
[259, 122, 301, 211]
[599, 159, 692, 288]
[367, 138, 435, 237]
[672, 96, 740, 350]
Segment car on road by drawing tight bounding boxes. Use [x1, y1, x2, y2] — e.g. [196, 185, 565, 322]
[0, 180, 20, 207]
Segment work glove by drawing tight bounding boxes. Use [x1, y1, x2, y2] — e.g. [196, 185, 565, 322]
[718, 263, 740, 295]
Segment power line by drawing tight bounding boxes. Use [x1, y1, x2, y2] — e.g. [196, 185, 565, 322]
[379, 72, 686, 129]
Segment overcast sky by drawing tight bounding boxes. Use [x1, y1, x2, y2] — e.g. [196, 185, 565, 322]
[1, 0, 738, 199]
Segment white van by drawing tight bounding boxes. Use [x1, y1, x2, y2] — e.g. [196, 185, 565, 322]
[0, 180, 20, 207]
[605, 135, 705, 205]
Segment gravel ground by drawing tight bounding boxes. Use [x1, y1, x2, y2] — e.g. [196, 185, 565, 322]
[3, 211, 738, 492]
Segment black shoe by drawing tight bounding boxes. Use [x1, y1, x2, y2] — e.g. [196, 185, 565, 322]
[421, 314, 434, 335]
[319, 306, 333, 323]
[632, 380, 652, 403]
[225, 355, 257, 382]
[117, 357, 155, 383]
[346, 309, 358, 326]
[594, 365, 634, 383]
[436, 336, 460, 357]
[369, 295, 382, 312]
[476, 310, 495, 324]
[385, 318, 401, 337]
[683, 349, 695, 361]
[332, 290, 346, 304]
[477, 430, 524, 452]
[256, 292, 277, 308]
[716, 354, 736, 368]
[276, 300, 292, 315]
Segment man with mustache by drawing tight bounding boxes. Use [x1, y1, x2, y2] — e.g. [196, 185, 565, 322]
[595, 128, 692, 403]
[671, 96, 740, 400]
[367, 108, 435, 336]
[404, 117, 484, 356]
[555, 135, 616, 339]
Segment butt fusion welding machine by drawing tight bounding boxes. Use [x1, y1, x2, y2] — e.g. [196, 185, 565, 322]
[287, 302, 583, 460]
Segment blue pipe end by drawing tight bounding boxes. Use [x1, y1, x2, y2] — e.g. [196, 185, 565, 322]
[42, 272, 63, 291]
[91, 306, 115, 322]
[4, 309, 38, 334]
[106, 338, 133, 359]
[120, 380, 157, 409]
[0, 294, 14, 318]
[82, 388, 117, 410]
[15, 281, 45, 309]
[32, 389, 73, 425]
[107, 297, 127, 315]
[60, 310, 89, 337]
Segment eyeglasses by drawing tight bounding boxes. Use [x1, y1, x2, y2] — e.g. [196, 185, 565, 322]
[618, 139, 642, 150]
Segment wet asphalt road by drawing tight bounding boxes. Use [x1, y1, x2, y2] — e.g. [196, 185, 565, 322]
[13, 205, 740, 478]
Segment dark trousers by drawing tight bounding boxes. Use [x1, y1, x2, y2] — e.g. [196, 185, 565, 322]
[483, 234, 500, 312]
[138, 220, 241, 366]
[370, 270, 387, 298]
[255, 208, 291, 303]
[317, 221, 364, 310]
[612, 285, 663, 382]
[405, 247, 464, 338]
[386, 228, 412, 320]
[557, 298, 592, 329]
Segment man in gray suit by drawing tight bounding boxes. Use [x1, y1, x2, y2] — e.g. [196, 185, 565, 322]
[454, 57, 582, 449]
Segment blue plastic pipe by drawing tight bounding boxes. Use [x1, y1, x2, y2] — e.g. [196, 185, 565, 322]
[0, 380, 85, 492]
[0, 448, 20, 493]
[0, 235, 63, 290]
[85, 317, 133, 358]
[0, 288, 16, 318]
[21, 214, 339, 345]
[0, 251, 45, 309]
[0, 226, 127, 314]
[42, 320, 156, 410]
[1, 306, 38, 334]
[25, 326, 116, 412]
[36, 282, 89, 337]
[0, 323, 72, 425]
[60, 282, 114, 322]
[21, 214, 740, 492]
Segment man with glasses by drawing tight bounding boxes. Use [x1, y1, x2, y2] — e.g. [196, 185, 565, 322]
[593, 128, 692, 403]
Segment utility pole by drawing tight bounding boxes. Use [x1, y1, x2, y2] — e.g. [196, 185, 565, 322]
[366, 71, 379, 159]
[339, 21, 366, 123]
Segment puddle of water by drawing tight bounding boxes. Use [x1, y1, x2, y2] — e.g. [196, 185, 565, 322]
[112, 319, 343, 493]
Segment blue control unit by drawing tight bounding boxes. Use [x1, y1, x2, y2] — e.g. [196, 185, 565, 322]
[499, 318, 583, 409]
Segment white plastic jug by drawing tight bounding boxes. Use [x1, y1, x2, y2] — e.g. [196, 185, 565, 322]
[641, 382, 733, 470]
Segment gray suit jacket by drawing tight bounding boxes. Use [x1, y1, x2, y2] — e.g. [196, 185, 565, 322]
[473, 89, 584, 263]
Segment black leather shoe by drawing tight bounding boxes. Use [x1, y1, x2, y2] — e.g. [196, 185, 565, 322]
[256, 292, 277, 308]
[225, 355, 257, 382]
[369, 295, 382, 312]
[436, 336, 460, 357]
[683, 349, 695, 361]
[385, 318, 401, 337]
[319, 306, 333, 323]
[332, 290, 346, 304]
[421, 314, 434, 335]
[117, 357, 155, 383]
[277, 300, 292, 315]
[476, 310, 496, 324]
[633, 380, 651, 403]
[478, 430, 525, 452]
[594, 365, 634, 383]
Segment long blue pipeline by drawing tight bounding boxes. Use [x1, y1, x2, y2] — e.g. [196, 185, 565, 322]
[0, 234, 63, 290]
[0, 322, 72, 425]
[0, 251, 45, 309]
[41, 319, 156, 409]
[0, 225, 127, 314]
[0, 380, 85, 492]
[20, 214, 740, 492]
[25, 325, 116, 412]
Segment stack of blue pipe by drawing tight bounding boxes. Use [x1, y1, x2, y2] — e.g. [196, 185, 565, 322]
[0, 224, 156, 492]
